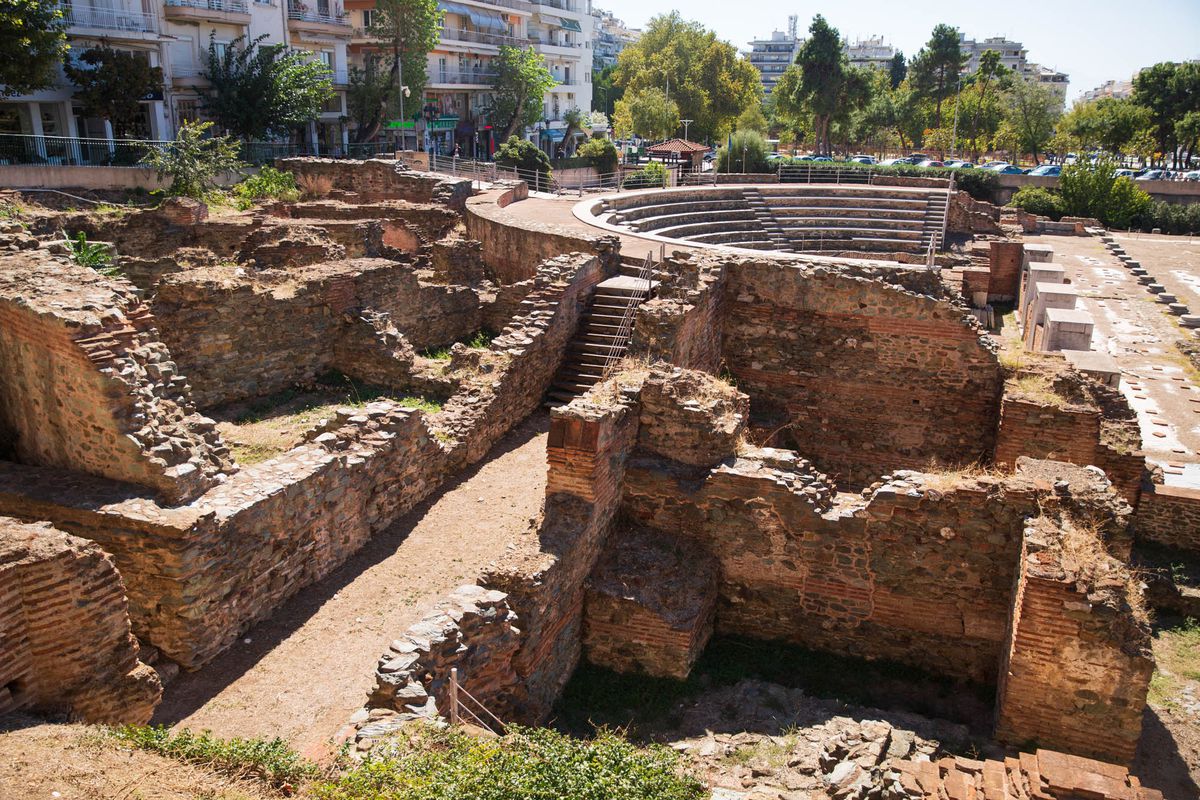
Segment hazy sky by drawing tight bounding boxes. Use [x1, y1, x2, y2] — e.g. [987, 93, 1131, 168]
[595, 0, 1200, 102]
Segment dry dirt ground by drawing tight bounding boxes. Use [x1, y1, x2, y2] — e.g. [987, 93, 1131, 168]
[152, 413, 549, 758]
[0, 715, 272, 800]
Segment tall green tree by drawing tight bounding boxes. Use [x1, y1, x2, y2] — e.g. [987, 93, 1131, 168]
[613, 11, 760, 141]
[0, 0, 67, 97]
[360, 0, 443, 143]
[490, 45, 556, 141]
[1132, 61, 1200, 167]
[203, 34, 333, 140]
[963, 49, 1008, 159]
[140, 120, 244, 199]
[791, 15, 866, 155]
[909, 24, 967, 129]
[613, 86, 679, 140]
[591, 64, 622, 116]
[346, 63, 393, 138]
[888, 51, 907, 90]
[64, 46, 163, 138]
[1059, 97, 1151, 155]
[1003, 78, 1062, 164]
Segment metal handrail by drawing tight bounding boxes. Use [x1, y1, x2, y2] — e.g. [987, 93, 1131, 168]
[602, 251, 653, 376]
[60, 3, 159, 32]
[165, 0, 249, 13]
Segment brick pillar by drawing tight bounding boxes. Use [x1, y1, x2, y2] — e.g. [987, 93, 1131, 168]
[989, 241, 1025, 301]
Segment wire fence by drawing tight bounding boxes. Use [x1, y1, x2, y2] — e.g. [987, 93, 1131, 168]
[0, 133, 395, 168]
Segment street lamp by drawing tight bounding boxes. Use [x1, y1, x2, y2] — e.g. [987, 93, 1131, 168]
[680, 118, 692, 141]
[396, 57, 411, 150]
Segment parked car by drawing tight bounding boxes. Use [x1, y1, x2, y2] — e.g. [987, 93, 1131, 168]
[907, 153, 930, 163]
[849, 155, 876, 164]
[943, 160, 975, 169]
[1185, 170, 1200, 182]
[1029, 164, 1062, 177]
[880, 157, 908, 166]
[811, 155, 833, 162]
[990, 164, 1025, 174]
[1113, 168, 1137, 179]
[1136, 169, 1168, 181]
[917, 159, 945, 168]
[982, 161, 1010, 169]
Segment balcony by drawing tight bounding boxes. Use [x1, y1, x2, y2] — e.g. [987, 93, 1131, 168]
[164, 0, 249, 23]
[430, 69, 498, 86]
[287, 1, 350, 35]
[60, 3, 159, 36]
[466, 0, 532, 12]
[531, 0, 578, 11]
[440, 27, 532, 48]
[529, 36, 582, 50]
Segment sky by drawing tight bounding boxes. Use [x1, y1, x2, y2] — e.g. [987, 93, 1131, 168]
[595, 0, 1200, 103]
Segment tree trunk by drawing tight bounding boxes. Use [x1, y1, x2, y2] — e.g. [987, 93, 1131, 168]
[359, 47, 400, 145]
[502, 88, 527, 142]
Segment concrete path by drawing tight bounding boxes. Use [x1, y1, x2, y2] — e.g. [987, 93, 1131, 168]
[152, 413, 549, 757]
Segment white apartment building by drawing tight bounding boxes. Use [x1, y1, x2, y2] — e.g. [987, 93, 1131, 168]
[1079, 78, 1134, 104]
[0, 0, 352, 157]
[348, 0, 592, 157]
[591, 8, 638, 71]
[746, 28, 801, 95]
[958, 32, 1069, 108]
[845, 36, 895, 70]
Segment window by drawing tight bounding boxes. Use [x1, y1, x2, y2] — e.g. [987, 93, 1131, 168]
[176, 99, 201, 124]
[361, 9, 373, 27]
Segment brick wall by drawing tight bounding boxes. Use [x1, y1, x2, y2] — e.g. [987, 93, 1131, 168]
[1135, 483, 1200, 552]
[0, 253, 231, 504]
[996, 519, 1152, 764]
[988, 241, 1024, 300]
[278, 158, 473, 210]
[0, 517, 161, 724]
[722, 261, 1003, 487]
[995, 398, 1101, 469]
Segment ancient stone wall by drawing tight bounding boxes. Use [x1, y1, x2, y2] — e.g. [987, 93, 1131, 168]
[721, 260, 1003, 487]
[0, 253, 231, 504]
[631, 257, 728, 372]
[0, 517, 161, 724]
[150, 258, 483, 408]
[0, 252, 605, 668]
[989, 241, 1025, 300]
[278, 158, 473, 210]
[465, 185, 621, 284]
[995, 518, 1153, 764]
[1134, 483, 1200, 552]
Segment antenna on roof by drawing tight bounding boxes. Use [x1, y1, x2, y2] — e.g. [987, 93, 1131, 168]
[788, 14, 797, 39]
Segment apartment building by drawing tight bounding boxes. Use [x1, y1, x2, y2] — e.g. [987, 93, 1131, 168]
[347, 0, 592, 157]
[958, 32, 1069, 108]
[591, 8, 638, 71]
[1079, 78, 1134, 104]
[746, 29, 801, 95]
[845, 35, 895, 70]
[0, 0, 352, 157]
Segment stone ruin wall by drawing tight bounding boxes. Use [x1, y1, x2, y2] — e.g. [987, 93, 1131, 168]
[0, 250, 610, 669]
[1135, 483, 1200, 552]
[0, 516, 161, 724]
[0, 254, 232, 504]
[278, 157, 474, 211]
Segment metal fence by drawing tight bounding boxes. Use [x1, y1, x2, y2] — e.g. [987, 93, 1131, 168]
[426, 153, 685, 195]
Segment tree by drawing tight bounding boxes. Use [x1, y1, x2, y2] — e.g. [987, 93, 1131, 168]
[361, 0, 443, 143]
[346, 64, 394, 138]
[0, 0, 67, 97]
[591, 64, 622, 116]
[140, 120, 244, 199]
[1176, 110, 1200, 168]
[717, 129, 770, 173]
[888, 51, 907, 90]
[613, 86, 679, 140]
[576, 137, 618, 175]
[613, 12, 760, 141]
[1059, 97, 1151, 156]
[1060, 155, 1151, 228]
[64, 46, 163, 138]
[203, 34, 333, 140]
[769, 66, 813, 147]
[1003, 79, 1061, 164]
[909, 24, 967, 129]
[490, 45, 556, 141]
[964, 49, 1008, 160]
[560, 107, 585, 155]
[790, 15, 869, 155]
[736, 103, 768, 133]
[494, 135, 551, 187]
[1133, 61, 1200, 167]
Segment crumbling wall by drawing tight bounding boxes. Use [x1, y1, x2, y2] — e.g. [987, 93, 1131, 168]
[0, 253, 231, 504]
[149, 258, 482, 408]
[721, 260, 1003, 487]
[0, 517, 161, 724]
[631, 257, 728, 373]
[1135, 483, 1200, 552]
[995, 517, 1152, 764]
[278, 157, 473, 210]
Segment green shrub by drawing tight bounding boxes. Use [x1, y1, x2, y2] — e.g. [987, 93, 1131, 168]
[232, 165, 299, 209]
[61, 229, 116, 273]
[111, 725, 317, 790]
[1133, 201, 1200, 235]
[1104, 176, 1153, 230]
[140, 119, 245, 200]
[1008, 186, 1064, 219]
[311, 722, 705, 800]
[1057, 155, 1151, 228]
[772, 159, 999, 201]
[495, 135, 552, 188]
[623, 160, 667, 189]
[717, 130, 770, 174]
[576, 137, 619, 175]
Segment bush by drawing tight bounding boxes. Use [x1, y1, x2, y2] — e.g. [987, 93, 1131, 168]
[312, 722, 705, 800]
[1058, 155, 1151, 228]
[576, 137, 619, 176]
[495, 135, 552, 188]
[1008, 186, 1064, 219]
[1105, 176, 1153, 230]
[717, 130, 770, 174]
[771, 159, 1000, 201]
[139, 119, 245, 200]
[232, 165, 299, 209]
[1133, 201, 1200, 235]
[623, 160, 667, 189]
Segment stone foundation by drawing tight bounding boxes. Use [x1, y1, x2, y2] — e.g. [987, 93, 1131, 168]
[0, 516, 161, 724]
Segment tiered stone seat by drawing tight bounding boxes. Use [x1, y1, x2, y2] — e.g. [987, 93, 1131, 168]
[598, 184, 949, 255]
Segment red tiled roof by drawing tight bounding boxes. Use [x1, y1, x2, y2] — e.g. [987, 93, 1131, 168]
[645, 138, 708, 154]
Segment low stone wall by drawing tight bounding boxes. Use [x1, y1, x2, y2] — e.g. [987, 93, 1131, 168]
[0, 252, 606, 669]
[0, 253, 231, 504]
[0, 517, 161, 724]
[1135, 483, 1200, 552]
[278, 157, 473, 210]
[465, 185, 621, 284]
[996, 517, 1153, 764]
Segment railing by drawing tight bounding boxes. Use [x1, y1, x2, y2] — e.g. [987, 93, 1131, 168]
[530, 37, 582, 48]
[603, 251, 654, 376]
[440, 27, 532, 46]
[430, 70, 499, 86]
[169, 64, 205, 78]
[60, 3, 159, 33]
[473, 0, 532, 11]
[447, 668, 506, 735]
[164, 0, 249, 13]
[287, 2, 348, 26]
[778, 164, 872, 184]
[426, 153, 687, 196]
[530, 0, 578, 10]
[552, 78, 579, 86]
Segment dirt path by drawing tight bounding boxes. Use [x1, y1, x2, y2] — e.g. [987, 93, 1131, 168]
[152, 413, 549, 757]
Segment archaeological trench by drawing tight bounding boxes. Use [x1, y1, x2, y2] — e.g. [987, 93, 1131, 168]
[0, 158, 1196, 800]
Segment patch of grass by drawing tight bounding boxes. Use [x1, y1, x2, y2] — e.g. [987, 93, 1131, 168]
[110, 725, 318, 791]
[421, 330, 498, 361]
[465, 329, 496, 349]
[311, 722, 704, 800]
[1149, 616, 1200, 711]
[229, 440, 288, 466]
[420, 346, 452, 361]
[1008, 373, 1068, 408]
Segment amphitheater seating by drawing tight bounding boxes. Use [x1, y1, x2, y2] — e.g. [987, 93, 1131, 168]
[598, 184, 950, 255]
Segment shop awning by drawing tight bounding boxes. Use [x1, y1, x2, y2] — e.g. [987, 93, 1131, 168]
[558, 17, 581, 32]
[540, 128, 565, 141]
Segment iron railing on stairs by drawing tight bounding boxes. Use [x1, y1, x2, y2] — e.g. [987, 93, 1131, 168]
[602, 252, 654, 376]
